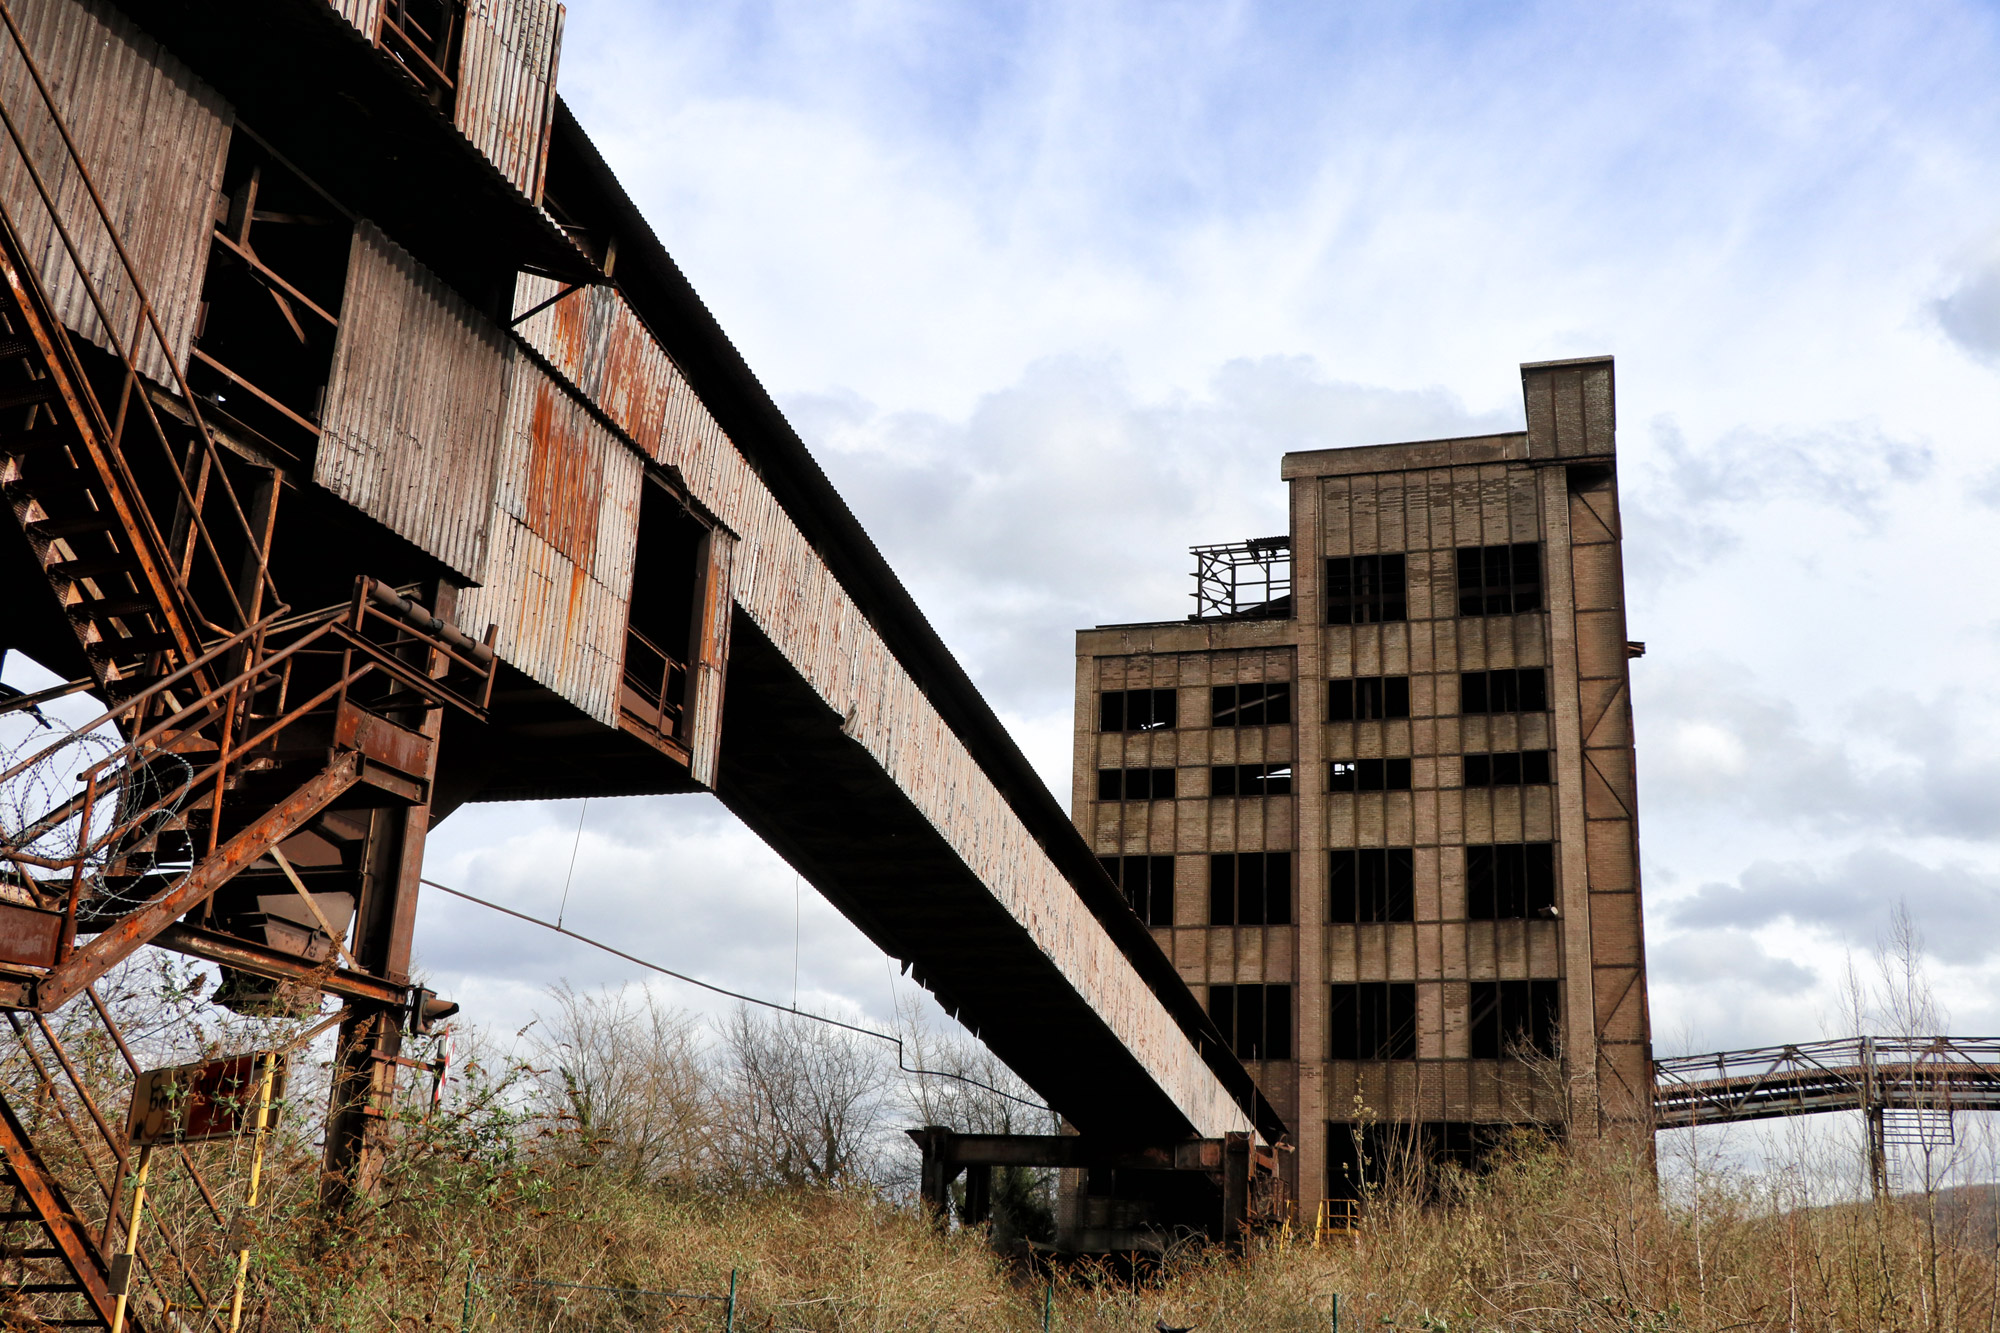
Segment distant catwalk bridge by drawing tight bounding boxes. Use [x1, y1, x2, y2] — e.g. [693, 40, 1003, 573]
[1654, 1037, 2000, 1195]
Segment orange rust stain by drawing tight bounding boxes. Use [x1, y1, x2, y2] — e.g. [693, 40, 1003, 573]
[525, 381, 602, 570]
[549, 284, 590, 381]
[561, 563, 588, 668]
[601, 312, 669, 458]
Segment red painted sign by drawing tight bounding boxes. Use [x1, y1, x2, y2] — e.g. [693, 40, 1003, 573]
[126, 1052, 284, 1147]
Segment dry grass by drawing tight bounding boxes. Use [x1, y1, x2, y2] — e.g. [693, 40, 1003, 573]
[180, 1120, 1997, 1332]
[9, 965, 1998, 1331]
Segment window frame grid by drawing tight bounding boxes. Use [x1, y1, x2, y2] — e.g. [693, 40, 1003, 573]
[1462, 751, 1551, 788]
[1455, 542, 1543, 617]
[1095, 767, 1179, 801]
[1099, 687, 1178, 733]
[1328, 847, 1416, 923]
[1328, 757, 1413, 792]
[1324, 553, 1408, 625]
[1208, 851, 1293, 926]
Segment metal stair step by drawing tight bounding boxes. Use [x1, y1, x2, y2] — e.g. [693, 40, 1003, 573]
[26, 513, 113, 540]
[46, 555, 136, 582]
[86, 630, 175, 658]
[67, 597, 156, 623]
[0, 382, 55, 412]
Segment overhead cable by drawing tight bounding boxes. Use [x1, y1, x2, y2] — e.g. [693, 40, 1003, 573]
[420, 876, 1050, 1113]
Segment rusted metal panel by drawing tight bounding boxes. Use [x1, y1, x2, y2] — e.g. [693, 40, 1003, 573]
[513, 273, 677, 456]
[0, 901, 62, 967]
[0, 0, 231, 384]
[317, 221, 507, 582]
[685, 528, 734, 788]
[326, 0, 383, 40]
[457, 349, 640, 727]
[127, 1052, 286, 1146]
[333, 701, 434, 780]
[456, 0, 563, 202]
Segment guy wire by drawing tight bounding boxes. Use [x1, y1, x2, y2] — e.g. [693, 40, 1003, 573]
[421, 876, 1048, 1111]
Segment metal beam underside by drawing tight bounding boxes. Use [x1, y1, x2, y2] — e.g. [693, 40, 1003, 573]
[717, 617, 1258, 1146]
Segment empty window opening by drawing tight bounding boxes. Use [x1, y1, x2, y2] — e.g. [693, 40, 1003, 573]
[1469, 979, 1560, 1058]
[1330, 848, 1415, 923]
[1459, 668, 1547, 715]
[1325, 553, 1407, 625]
[1212, 681, 1291, 728]
[1328, 758, 1412, 792]
[377, 0, 467, 111]
[1097, 768, 1177, 802]
[1099, 854, 1175, 927]
[1100, 688, 1177, 733]
[1209, 983, 1293, 1061]
[1456, 543, 1542, 617]
[1328, 676, 1410, 721]
[1466, 844, 1556, 920]
[1211, 763, 1293, 797]
[1209, 852, 1292, 926]
[1462, 751, 1551, 788]
[1329, 982, 1417, 1060]
[1190, 537, 1292, 620]
[189, 133, 353, 459]
[621, 479, 707, 743]
[1326, 1122, 1521, 1204]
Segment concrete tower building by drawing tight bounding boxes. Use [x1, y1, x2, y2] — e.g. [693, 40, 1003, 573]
[1072, 357, 1652, 1214]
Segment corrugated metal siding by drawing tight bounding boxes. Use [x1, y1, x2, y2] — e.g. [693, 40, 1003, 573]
[327, 0, 383, 40]
[685, 529, 735, 788]
[456, 0, 562, 202]
[512, 270, 1249, 1136]
[513, 274, 677, 456]
[316, 221, 508, 583]
[457, 349, 640, 727]
[0, 0, 230, 384]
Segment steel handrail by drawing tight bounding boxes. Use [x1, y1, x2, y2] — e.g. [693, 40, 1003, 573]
[0, 606, 290, 791]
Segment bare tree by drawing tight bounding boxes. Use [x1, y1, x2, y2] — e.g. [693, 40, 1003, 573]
[716, 1004, 890, 1188]
[532, 982, 713, 1183]
[897, 992, 1050, 1137]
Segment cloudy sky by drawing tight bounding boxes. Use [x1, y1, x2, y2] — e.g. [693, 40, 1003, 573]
[426, 0, 2000, 1062]
[12, 1, 2000, 1119]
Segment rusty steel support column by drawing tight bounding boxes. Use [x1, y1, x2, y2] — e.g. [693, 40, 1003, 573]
[320, 586, 451, 1213]
[319, 801, 428, 1212]
[1863, 1037, 1888, 1199]
[1221, 1130, 1251, 1247]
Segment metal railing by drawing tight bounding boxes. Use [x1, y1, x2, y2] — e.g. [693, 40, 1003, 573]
[0, 578, 496, 973]
[620, 624, 688, 740]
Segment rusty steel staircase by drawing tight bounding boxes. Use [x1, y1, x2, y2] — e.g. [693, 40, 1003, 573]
[0, 15, 498, 1321]
[0, 164, 497, 1014]
[0, 1086, 126, 1330]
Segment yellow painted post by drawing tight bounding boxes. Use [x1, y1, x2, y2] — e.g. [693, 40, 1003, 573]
[227, 1052, 278, 1331]
[109, 1144, 153, 1333]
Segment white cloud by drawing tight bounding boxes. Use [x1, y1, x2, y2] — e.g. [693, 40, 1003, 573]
[27, 0, 2000, 1088]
